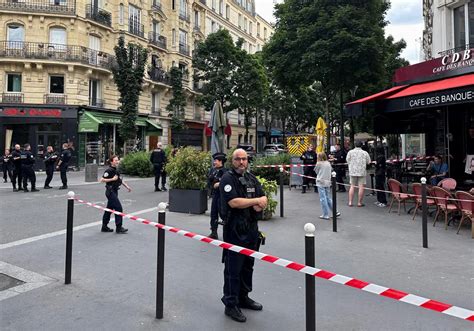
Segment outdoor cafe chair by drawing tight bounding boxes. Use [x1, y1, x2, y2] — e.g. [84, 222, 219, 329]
[387, 179, 412, 216]
[431, 186, 459, 230]
[411, 183, 436, 221]
[437, 178, 457, 191]
[455, 191, 473, 238]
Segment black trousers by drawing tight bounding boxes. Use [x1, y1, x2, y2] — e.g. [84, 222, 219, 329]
[222, 240, 258, 307]
[3, 165, 12, 182]
[44, 165, 54, 187]
[153, 164, 166, 188]
[102, 189, 123, 227]
[60, 164, 68, 186]
[12, 166, 22, 189]
[302, 167, 316, 187]
[22, 166, 36, 189]
[335, 165, 346, 191]
[375, 174, 387, 204]
[210, 192, 221, 231]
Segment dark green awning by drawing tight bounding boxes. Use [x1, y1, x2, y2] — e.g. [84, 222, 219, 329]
[146, 119, 163, 136]
[78, 111, 103, 133]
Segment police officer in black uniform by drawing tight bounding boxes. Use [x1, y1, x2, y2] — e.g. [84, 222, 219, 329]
[300, 144, 317, 193]
[21, 143, 39, 192]
[332, 143, 347, 192]
[219, 148, 267, 323]
[100, 155, 131, 234]
[150, 142, 167, 192]
[2, 149, 13, 183]
[11, 144, 23, 192]
[208, 152, 227, 239]
[57, 143, 71, 189]
[43, 145, 58, 189]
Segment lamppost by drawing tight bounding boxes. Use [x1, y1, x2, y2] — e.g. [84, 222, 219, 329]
[349, 85, 358, 148]
[323, 96, 330, 155]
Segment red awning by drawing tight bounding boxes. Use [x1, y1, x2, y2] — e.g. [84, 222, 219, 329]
[346, 85, 408, 105]
[385, 73, 474, 99]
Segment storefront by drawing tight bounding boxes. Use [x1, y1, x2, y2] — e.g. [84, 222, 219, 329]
[172, 121, 206, 150]
[0, 105, 78, 170]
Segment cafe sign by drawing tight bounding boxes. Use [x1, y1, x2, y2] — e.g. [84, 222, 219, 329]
[433, 50, 474, 74]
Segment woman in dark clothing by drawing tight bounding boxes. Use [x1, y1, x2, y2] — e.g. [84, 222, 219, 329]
[375, 147, 387, 207]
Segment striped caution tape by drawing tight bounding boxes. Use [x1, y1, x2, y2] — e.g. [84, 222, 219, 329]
[73, 197, 473, 322]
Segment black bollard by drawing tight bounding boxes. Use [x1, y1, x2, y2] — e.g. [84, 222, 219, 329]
[331, 172, 337, 233]
[421, 178, 428, 248]
[305, 223, 316, 331]
[156, 203, 166, 319]
[280, 168, 284, 218]
[65, 191, 74, 285]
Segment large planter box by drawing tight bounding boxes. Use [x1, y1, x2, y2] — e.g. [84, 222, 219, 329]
[168, 189, 208, 214]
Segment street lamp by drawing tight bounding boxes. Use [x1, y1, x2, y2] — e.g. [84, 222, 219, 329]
[323, 97, 330, 155]
[349, 85, 358, 149]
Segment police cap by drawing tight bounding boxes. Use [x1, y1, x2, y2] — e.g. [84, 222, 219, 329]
[212, 152, 227, 162]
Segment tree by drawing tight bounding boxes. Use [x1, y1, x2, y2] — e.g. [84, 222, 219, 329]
[112, 36, 148, 146]
[166, 67, 187, 135]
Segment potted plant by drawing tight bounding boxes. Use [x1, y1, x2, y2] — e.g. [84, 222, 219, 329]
[256, 176, 278, 220]
[166, 147, 210, 214]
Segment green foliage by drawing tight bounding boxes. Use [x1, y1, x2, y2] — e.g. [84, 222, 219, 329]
[256, 176, 278, 220]
[119, 151, 153, 177]
[112, 36, 149, 142]
[166, 67, 187, 132]
[252, 154, 291, 184]
[165, 147, 211, 190]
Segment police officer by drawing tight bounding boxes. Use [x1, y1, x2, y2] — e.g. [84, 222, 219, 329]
[11, 144, 23, 192]
[332, 143, 347, 192]
[150, 142, 167, 192]
[57, 143, 71, 189]
[2, 149, 13, 183]
[300, 144, 317, 193]
[219, 148, 267, 323]
[43, 145, 58, 189]
[21, 143, 39, 192]
[208, 152, 227, 239]
[100, 155, 131, 234]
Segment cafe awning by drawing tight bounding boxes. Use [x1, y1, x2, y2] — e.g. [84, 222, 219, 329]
[78, 111, 103, 133]
[79, 110, 161, 134]
[145, 119, 162, 136]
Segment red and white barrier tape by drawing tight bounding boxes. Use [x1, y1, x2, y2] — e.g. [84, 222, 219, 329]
[73, 197, 473, 322]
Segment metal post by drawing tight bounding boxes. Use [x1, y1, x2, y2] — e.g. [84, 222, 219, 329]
[331, 172, 337, 233]
[279, 167, 284, 218]
[304, 223, 316, 331]
[65, 191, 75, 285]
[421, 177, 428, 248]
[156, 202, 167, 319]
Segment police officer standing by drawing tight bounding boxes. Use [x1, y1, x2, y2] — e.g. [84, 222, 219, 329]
[100, 155, 131, 234]
[219, 148, 267, 323]
[21, 143, 39, 192]
[300, 144, 317, 193]
[11, 144, 23, 192]
[57, 143, 71, 189]
[208, 152, 227, 239]
[2, 149, 13, 183]
[332, 143, 347, 192]
[43, 145, 58, 189]
[150, 142, 167, 192]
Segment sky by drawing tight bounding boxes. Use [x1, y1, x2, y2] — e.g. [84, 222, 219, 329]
[256, 0, 424, 64]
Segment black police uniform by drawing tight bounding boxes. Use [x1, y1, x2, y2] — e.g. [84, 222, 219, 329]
[21, 150, 37, 191]
[219, 169, 264, 309]
[11, 149, 23, 190]
[2, 153, 13, 183]
[375, 154, 387, 205]
[150, 148, 167, 191]
[59, 148, 72, 188]
[300, 149, 317, 193]
[101, 166, 126, 232]
[208, 155, 227, 235]
[333, 148, 347, 192]
[44, 151, 58, 188]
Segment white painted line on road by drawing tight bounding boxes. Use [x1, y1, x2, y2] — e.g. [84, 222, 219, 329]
[0, 206, 158, 250]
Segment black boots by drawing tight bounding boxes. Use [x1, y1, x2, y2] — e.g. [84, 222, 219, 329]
[154, 187, 162, 192]
[116, 227, 128, 234]
[59, 185, 68, 190]
[101, 226, 114, 232]
[225, 306, 246, 323]
[161, 187, 167, 192]
[239, 297, 263, 311]
[302, 185, 306, 193]
[208, 230, 218, 239]
[44, 186, 52, 189]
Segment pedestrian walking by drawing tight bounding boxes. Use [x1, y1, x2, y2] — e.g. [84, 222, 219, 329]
[150, 142, 167, 192]
[219, 148, 267, 323]
[374, 147, 387, 207]
[300, 144, 317, 193]
[21, 143, 39, 192]
[43, 146, 58, 189]
[2, 149, 13, 183]
[57, 143, 71, 189]
[11, 144, 23, 192]
[100, 155, 131, 234]
[315, 152, 340, 220]
[346, 141, 371, 207]
[207, 152, 227, 239]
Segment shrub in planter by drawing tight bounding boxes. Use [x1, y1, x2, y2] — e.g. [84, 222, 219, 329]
[119, 151, 153, 177]
[252, 154, 291, 184]
[257, 176, 278, 220]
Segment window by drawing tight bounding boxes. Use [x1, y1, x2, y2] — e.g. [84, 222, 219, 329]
[7, 24, 24, 48]
[219, 0, 223, 15]
[151, 92, 160, 113]
[264, 27, 267, 40]
[211, 21, 216, 33]
[89, 79, 101, 106]
[249, 44, 253, 53]
[180, 0, 187, 16]
[50, 76, 64, 94]
[172, 0, 175, 10]
[119, 4, 124, 25]
[89, 35, 101, 51]
[172, 29, 176, 45]
[179, 29, 187, 46]
[249, 22, 252, 35]
[453, 2, 474, 48]
[194, 11, 199, 27]
[238, 14, 242, 28]
[6, 74, 22, 92]
[49, 27, 66, 46]
[226, 5, 230, 19]
[244, 18, 247, 31]
[129, 5, 141, 29]
[257, 22, 260, 36]
[212, 0, 216, 10]
[152, 20, 160, 35]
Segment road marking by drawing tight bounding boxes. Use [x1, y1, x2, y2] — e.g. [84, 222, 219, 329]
[0, 206, 158, 250]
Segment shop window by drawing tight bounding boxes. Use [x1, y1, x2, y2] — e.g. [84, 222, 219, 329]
[7, 24, 24, 48]
[6, 73, 22, 92]
[49, 27, 67, 49]
[89, 79, 102, 106]
[50, 75, 64, 94]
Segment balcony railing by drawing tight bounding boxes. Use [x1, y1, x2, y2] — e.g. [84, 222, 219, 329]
[44, 94, 67, 104]
[129, 21, 145, 38]
[0, 0, 75, 14]
[148, 32, 167, 49]
[151, 0, 164, 13]
[1, 93, 23, 103]
[85, 5, 112, 27]
[151, 107, 162, 116]
[0, 41, 115, 70]
[178, 43, 190, 56]
[148, 67, 170, 85]
[89, 97, 104, 108]
[438, 43, 474, 56]
[179, 12, 191, 23]
[193, 25, 202, 34]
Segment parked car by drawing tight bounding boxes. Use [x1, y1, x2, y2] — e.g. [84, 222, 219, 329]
[236, 144, 256, 161]
[263, 144, 287, 156]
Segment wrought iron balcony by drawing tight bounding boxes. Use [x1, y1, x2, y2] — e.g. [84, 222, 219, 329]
[148, 67, 170, 85]
[179, 12, 191, 23]
[1, 93, 23, 103]
[193, 25, 202, 34]
[0, 41, 115, 70]
[44, 94, 67, 105]
[438, 43, 474, 56]
[178, 43, 190, 56]
[151, 0, 163, 13]
[89, 97, 104, 108]
[129, 21, 145, 38]
[148, 32, 167, 49]
[0, 0, 75, 14]
[151, 107, 162, 116]
[85, 5, 112, 27]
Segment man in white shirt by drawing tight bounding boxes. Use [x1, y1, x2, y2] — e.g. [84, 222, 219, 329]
[346, 141, 371, 207]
